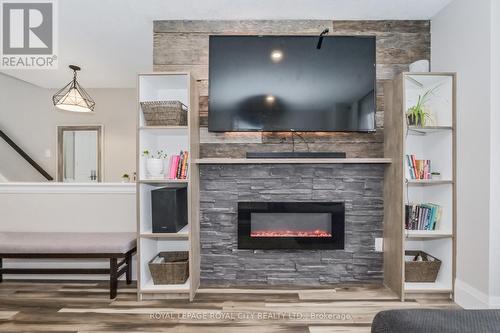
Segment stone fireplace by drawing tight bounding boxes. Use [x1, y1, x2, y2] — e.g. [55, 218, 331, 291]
[199, 163, 384, 287]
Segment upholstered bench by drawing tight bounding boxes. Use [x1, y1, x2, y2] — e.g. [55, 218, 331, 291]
[372, 309, 500, 333]
[0, 232, 136, 299]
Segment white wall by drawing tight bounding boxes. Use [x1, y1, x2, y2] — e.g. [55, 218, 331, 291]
[0, 74, 136, 182]
[0, 183, 137, 280]
[489, 0, 500, 306]
[432, 0, 498, 308]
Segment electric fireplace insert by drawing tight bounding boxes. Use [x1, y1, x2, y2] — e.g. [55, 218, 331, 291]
[238, 202, 345, 250]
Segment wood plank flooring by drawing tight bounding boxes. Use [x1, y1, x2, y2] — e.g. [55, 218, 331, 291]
[0, 281, 458, 332]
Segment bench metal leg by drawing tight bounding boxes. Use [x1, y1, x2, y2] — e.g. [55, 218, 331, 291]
[125, 253, 132, 285]
[110, 258, 118, 299]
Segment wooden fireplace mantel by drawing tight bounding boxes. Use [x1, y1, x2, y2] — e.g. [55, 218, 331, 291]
[195, 158, 393, 165]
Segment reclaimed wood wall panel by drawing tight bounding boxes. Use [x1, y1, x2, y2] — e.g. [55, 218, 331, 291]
[153, 20, 430, 158]
[332, 20, 430, 34]
[154, 20, 334, 34]
[154, 34, 209, 65]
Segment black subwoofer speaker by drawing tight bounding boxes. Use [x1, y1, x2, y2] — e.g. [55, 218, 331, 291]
[151, 186, 188, 233]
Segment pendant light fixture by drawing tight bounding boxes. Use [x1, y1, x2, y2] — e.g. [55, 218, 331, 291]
[52, 65, 95, 113]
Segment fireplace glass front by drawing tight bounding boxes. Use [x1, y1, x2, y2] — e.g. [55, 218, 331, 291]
[238, 202, 345, 250]
[250, 213, 332, 238]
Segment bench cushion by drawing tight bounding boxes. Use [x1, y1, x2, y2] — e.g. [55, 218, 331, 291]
[0, 232, 136, 254]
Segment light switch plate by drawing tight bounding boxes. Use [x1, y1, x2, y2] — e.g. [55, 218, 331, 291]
[375, 238, 383, 252]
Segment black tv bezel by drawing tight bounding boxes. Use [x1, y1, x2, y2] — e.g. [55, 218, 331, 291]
[208, 35, 377, 133]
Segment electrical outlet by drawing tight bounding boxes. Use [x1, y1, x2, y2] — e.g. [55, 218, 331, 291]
[375, 238, 383, 252]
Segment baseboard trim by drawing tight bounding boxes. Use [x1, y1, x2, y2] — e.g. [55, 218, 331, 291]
[455, 279, 494, 309]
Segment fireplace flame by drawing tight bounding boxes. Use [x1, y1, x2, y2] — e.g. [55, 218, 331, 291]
[250, 229, 332, 237]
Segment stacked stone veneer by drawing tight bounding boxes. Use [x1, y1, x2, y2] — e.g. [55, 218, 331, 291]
[199, 164, 385, 287]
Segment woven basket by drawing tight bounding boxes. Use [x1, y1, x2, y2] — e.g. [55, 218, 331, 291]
[405, 250, 441, 283]
[148, 251, 189, 285]
[141, 101, 188, 126]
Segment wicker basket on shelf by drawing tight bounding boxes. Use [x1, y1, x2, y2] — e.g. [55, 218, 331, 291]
[148, 251, 189, 284]
[405, 250, 441, 283]
[140, 101, 188, 126]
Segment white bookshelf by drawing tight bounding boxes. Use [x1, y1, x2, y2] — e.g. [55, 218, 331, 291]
[383, 72, 456, 301]
[402, 73, 456, 296]
[136, 72, 200, 300]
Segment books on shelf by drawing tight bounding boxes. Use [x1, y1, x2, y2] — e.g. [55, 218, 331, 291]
[406, 155, 431, 180]
[168, 151, 189, 180]
[405, 203, 442, 231]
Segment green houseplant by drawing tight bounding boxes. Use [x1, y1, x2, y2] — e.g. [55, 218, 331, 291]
[406, 85, 441, 127]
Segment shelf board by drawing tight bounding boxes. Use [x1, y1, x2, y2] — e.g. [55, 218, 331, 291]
[196, 158, 392, 165]
[140, 232, 189, 240]
[404, 281, 452, 293]
[139, 179, 188, 184]
[141, 225, 189, 239]
[408, 126, 453, 135]
[139, 126, 188, 130]
[139, 277, 190, 294]
[406, 179, 453, 186]
[405, 230, 453, 239]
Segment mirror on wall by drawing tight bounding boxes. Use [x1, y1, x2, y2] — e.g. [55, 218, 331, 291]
[57, 126, 103, 182]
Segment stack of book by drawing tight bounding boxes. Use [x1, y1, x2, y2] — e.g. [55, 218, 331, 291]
[406, 155, 431, 180]
[405, 203, 442, 230]
[168, 151, 189, 180]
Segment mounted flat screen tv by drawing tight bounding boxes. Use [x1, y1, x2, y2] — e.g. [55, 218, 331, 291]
[208, 35, 376, 132]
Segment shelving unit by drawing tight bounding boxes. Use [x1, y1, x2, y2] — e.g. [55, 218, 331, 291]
[136, 72, 199, 300]
[383, 72, 456, 300]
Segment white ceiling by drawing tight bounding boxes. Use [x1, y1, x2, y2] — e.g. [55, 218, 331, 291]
[0, 0, 452, 89]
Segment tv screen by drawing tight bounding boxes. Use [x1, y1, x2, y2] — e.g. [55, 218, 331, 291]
[208, 35, 376, 132]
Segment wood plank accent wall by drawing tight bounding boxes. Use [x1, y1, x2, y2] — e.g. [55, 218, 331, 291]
[153, 20, 430, 158]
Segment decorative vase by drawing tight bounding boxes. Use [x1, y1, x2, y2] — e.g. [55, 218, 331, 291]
[146, 158, 164, 177]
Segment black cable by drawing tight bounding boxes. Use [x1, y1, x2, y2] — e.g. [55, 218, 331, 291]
[316, 28, 330, 49]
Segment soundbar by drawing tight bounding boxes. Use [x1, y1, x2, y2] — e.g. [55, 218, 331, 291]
[246, 152, 347, 159]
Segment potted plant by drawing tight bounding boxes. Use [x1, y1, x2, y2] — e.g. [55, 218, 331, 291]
[142, 150, 168, 178]
[406, 85, 440, 127]
[121, 174, 130, 183]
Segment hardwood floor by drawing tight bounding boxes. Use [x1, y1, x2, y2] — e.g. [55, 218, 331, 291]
[0, 280, 458, 332]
